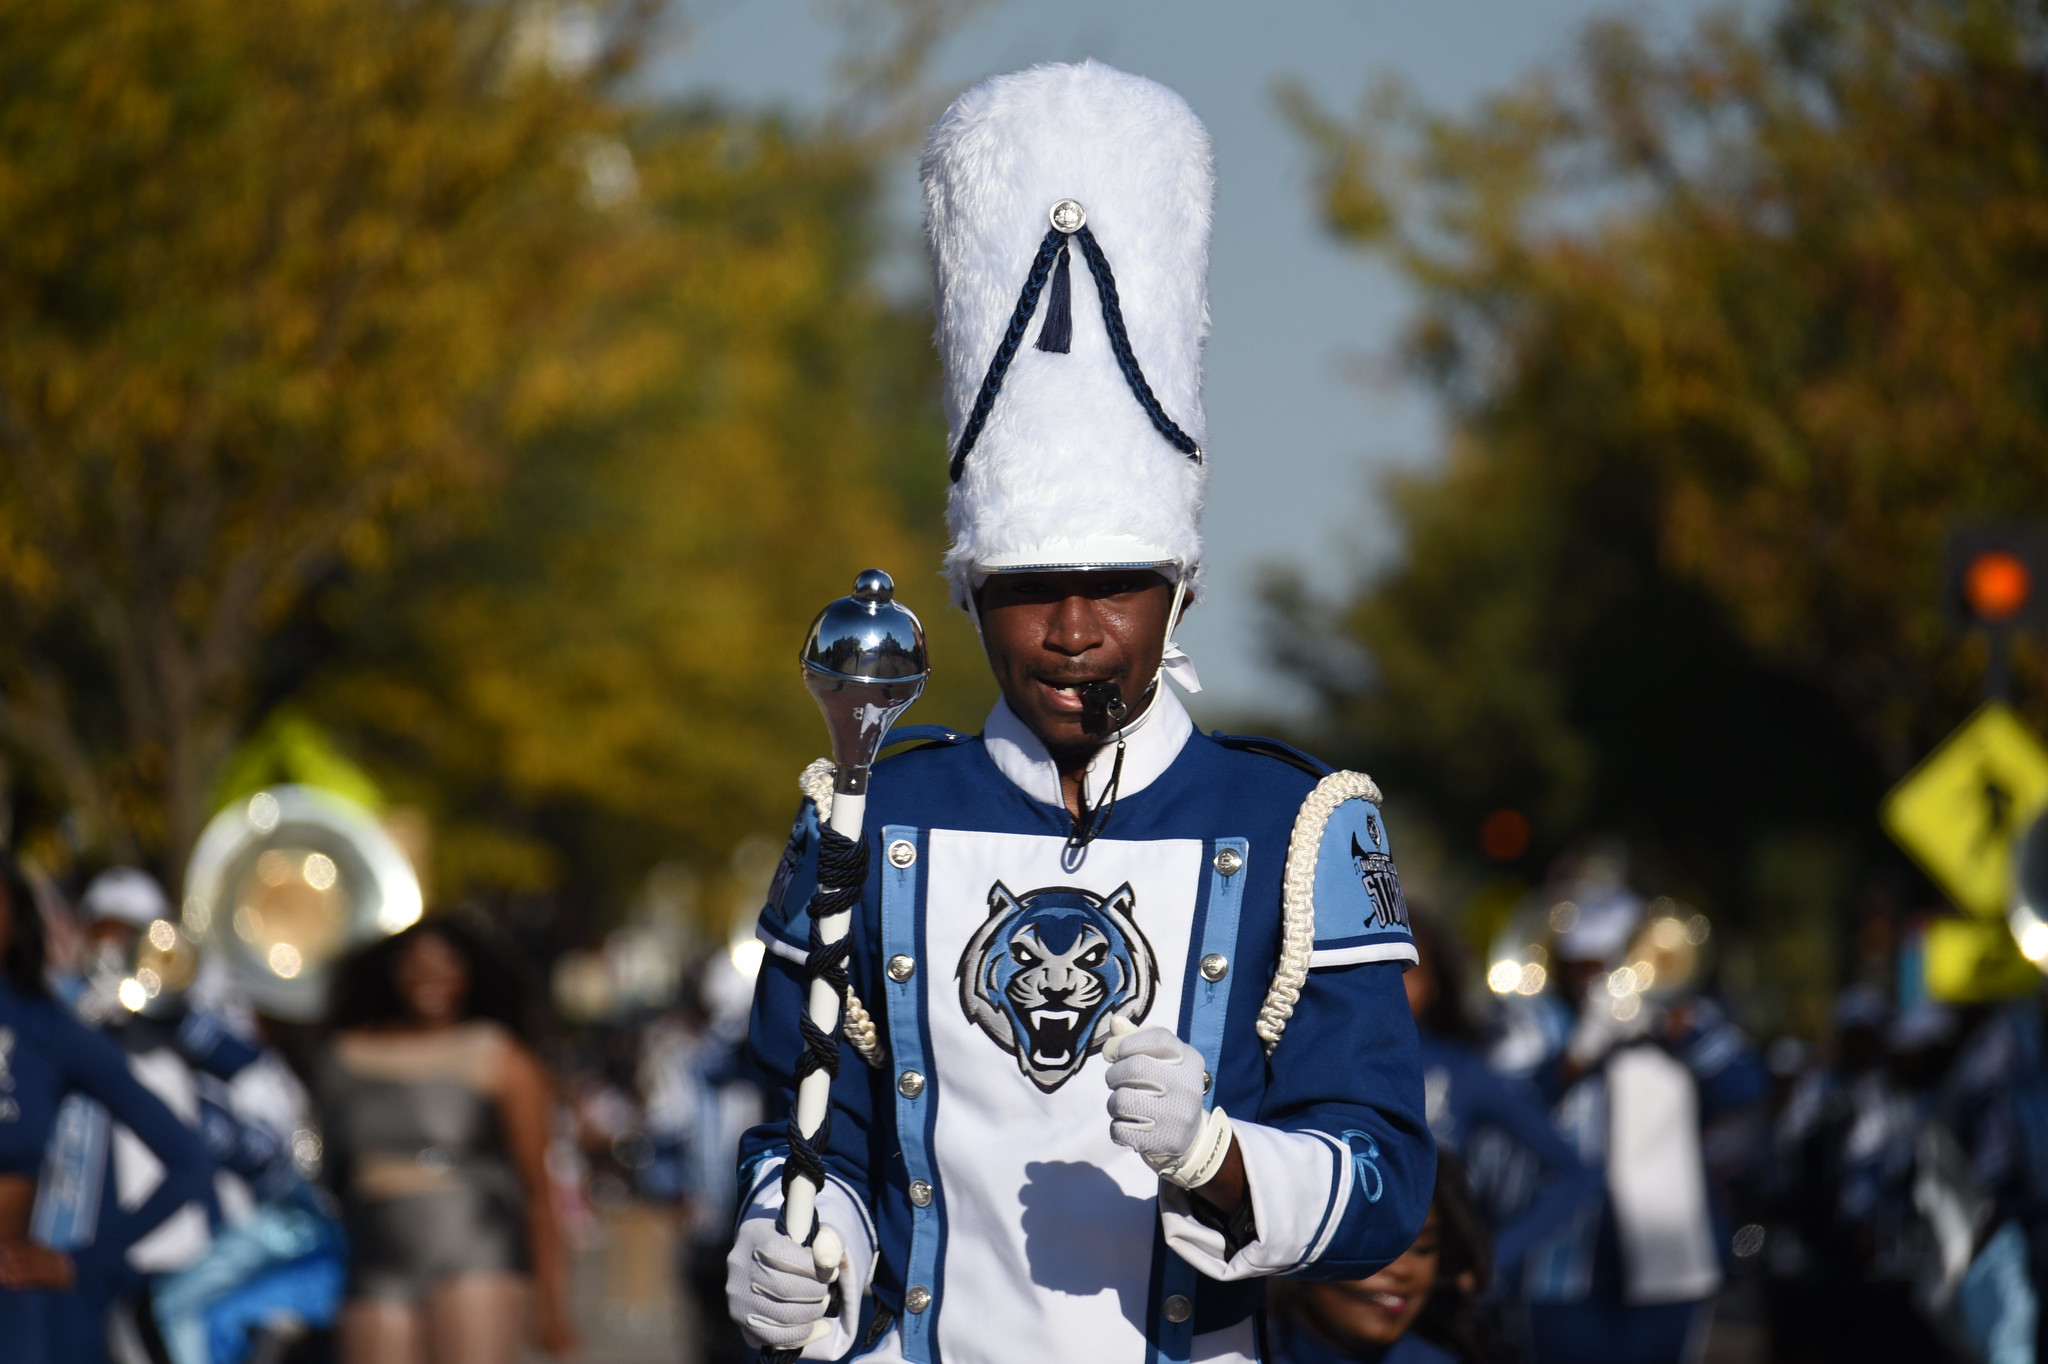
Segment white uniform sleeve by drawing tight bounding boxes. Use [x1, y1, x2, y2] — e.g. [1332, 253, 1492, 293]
[739, 1157, 879, 1359]
[1156, 1121, 1350, 1280]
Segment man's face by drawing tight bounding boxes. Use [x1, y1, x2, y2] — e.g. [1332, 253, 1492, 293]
[978, 568, 1175, 759]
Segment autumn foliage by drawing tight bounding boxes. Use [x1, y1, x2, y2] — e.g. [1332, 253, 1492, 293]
[0, 0, 981, 921]
[1281, 0, 2048, 1007]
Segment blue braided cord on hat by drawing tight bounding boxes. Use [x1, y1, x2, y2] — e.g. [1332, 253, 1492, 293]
[1072, 225, 1201, 460]
[948, 224, 1204, 482]
[949, 227, 1066, 482]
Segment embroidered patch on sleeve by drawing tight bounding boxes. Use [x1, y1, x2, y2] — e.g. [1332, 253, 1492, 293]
[757, 802, 821, 956]
[1309, 798, 1416, 968]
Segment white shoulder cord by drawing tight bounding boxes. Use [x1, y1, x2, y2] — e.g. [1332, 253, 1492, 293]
[1258, 769, 1385, 1056]
[799, 759, 887, 1069]
[797, 755, 836, 819]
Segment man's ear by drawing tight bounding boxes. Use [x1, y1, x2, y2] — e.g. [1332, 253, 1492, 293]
[1455, 1271, 1477, 1293]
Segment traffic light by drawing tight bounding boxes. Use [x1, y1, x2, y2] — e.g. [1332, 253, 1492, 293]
[1947, 525, 2048, 631]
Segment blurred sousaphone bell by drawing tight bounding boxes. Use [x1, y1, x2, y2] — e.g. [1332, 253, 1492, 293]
[183, 785, 424, 1022]
[1486, 892, 1712, 1011]
[1608, 897, 1714, 1008]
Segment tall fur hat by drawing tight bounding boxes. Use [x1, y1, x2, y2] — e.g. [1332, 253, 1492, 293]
[923, 61, 1214, 608]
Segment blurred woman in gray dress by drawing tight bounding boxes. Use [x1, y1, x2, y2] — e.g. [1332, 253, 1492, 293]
[322, 919, 571, 1363]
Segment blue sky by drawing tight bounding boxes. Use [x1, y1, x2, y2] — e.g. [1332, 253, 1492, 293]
[653, 0, 1724, 718]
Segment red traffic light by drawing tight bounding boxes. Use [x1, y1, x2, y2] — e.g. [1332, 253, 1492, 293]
[1480, 808, 1531, 861]
[1947, 526, 2048, 632]
[1965, 550, 2032, 623]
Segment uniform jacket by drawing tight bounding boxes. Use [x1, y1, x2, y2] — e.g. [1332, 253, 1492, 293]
[1522, 996, 1765, 1306]
[737, 688, 1433, 1364]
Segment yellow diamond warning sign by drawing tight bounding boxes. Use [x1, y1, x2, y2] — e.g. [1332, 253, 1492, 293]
[1883, 703, 2048, 917]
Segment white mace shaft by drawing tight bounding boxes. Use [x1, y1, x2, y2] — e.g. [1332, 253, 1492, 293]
[781, 786, 866, 1264]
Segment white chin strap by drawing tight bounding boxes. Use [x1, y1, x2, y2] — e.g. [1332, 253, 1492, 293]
[1157, 574, 1200, 694]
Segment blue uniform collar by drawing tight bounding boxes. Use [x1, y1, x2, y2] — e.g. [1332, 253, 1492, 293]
[983, 684, 1193, 811]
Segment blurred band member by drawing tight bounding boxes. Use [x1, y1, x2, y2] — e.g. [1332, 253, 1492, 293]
[1765, 989, 1888, 1362]
[77, 869, 296, 1200]
[640, 955, 761, 1364]
[70, 869, 344, 1363]
[1941, 984, 2048, 1364]
[1521, 880, 1765, 1364]
[320, 918, 572, 1364]
[0, 853, 214, 1364]
[1268, 1149, 1513, 1364]
[77, 871, 244, 1255]
[1405, 919, 1600, 1290]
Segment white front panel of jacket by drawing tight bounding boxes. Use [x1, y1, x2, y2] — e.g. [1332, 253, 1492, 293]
[919, 828, 1201, 1364]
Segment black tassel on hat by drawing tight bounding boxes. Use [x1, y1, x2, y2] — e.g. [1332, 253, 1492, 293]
[1034, 240, 1073, 354]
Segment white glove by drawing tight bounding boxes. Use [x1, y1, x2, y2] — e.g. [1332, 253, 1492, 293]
[1104, 1018, 1233, 1189]
[726, 1215, 846, 1355]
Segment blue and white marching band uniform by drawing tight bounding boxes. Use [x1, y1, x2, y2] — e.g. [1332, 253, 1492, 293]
[740, 689, 1432, 1362]
[1416, 1027, 1600, 1286]
[1518, 890, 1764, 1364]
[730, 61, 1434, 1364]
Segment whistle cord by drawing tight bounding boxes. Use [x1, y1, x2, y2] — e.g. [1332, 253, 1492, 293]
[781, 826, 866, 1242]
[1067, 737, 1126, 851]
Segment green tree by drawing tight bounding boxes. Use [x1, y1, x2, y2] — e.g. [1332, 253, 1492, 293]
[0, 0, 985, 932]
[1280, 0, 2048, 1011]
[0, 0, 643, 870]
[309, 106, 987, 912]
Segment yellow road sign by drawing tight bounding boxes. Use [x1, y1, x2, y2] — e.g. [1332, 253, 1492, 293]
[1923, 916, 2043, 1002]
[1883, 702, 2048, 917]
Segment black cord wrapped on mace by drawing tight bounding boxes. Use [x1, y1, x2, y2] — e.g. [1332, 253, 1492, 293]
[766, 569, 928, 1362]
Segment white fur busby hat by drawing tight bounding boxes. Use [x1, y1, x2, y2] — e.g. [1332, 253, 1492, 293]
[923, 61, 1213, 608]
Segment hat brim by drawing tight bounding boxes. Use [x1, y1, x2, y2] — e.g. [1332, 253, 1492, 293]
[974, 534, 1182, 576]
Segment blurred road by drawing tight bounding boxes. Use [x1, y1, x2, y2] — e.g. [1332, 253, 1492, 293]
[549, 1200, 693, 1364]
[544, 1196, 1775, 1364]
